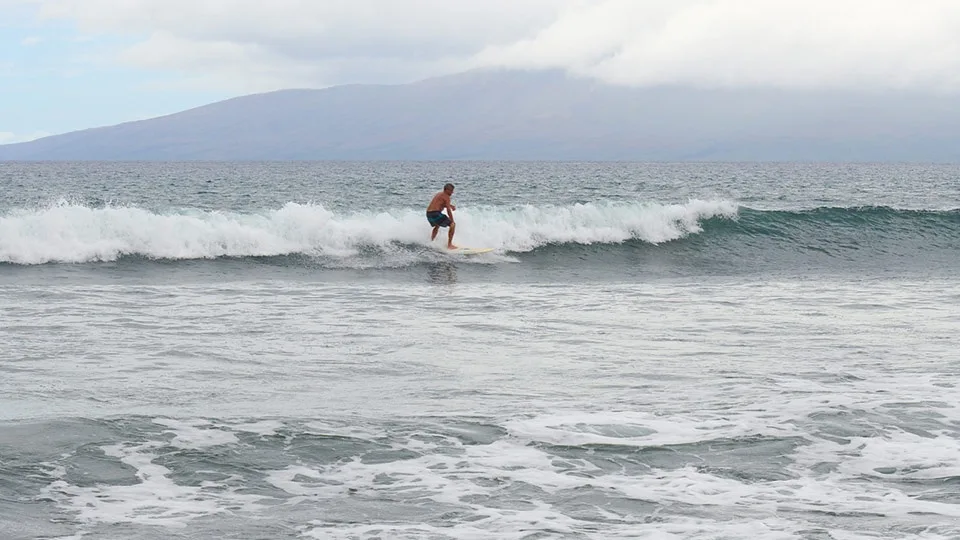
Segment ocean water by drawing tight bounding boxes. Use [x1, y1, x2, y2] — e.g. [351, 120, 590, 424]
[1, 161, 959, 540]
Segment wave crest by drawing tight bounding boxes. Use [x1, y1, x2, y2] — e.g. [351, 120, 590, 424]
[0, 199, 737, 265]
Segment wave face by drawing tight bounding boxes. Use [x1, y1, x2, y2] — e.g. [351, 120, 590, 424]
[700, 206, 960, 252]
[1, 200, 958, 273]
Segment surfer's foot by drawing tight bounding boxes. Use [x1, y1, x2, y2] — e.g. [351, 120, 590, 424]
[447, 244, 459, 250]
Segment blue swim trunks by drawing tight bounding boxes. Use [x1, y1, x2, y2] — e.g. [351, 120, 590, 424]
[426, 211, 451, 227]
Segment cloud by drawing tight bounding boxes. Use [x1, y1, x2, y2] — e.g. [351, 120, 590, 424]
[21, 36, 43, 46]
[0, 131, 51, 144]
[473, 0, 960, 92]
[29, 0, 561, 91]
[23, 0, 960, 92]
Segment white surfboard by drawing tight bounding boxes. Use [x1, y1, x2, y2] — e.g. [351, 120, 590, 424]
[447, 247, 494, 256]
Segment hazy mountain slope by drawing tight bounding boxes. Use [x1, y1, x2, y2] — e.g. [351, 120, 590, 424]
[1, 69, 958, 161]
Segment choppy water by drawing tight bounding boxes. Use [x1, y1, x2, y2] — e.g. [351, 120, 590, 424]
[1, 162, 959, 539]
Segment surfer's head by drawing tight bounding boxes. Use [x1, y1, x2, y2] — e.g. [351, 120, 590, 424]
[444, 183, 455, 194]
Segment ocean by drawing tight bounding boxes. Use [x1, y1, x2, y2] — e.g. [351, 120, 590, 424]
[1, 161, 958, 539]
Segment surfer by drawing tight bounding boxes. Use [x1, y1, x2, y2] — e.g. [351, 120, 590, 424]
[426, 183, 458, 249]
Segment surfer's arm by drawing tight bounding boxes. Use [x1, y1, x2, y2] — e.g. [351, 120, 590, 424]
[445, 201, 455, 221]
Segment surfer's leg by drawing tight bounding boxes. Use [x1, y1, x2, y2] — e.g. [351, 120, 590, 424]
[431, 225, 440, 241]
[447, 222, 457, 249]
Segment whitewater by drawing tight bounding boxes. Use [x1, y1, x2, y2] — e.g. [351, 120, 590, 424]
[1, 161, 959, 540]
[0, 199, 738, 264]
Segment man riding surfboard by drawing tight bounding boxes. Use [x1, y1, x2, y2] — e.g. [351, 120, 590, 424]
[426, 183, 457, 249]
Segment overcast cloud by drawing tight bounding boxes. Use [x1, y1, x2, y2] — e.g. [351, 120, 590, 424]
[0, 130, 50, 144]
[18, 0, 960, 92]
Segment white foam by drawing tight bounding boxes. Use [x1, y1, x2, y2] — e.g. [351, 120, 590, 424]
[789, 420, 960, 486]
[42, 441, 264, 529]
[0, 199, 738, 264]
[227, 419, 285, 437]
[263, 400, 960, 538]
[828, 532, 954, 540]
[463, 198, 737, 250]
[302, 516, 815, 540]
[264, 465, 336, 499]
[503, 410, 803, 448]
[270, 433, 860, 540]
[152, 418, 239, 449]
[302, 420, 386, 440]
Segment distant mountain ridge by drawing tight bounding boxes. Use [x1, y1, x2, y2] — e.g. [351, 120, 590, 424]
[2, 69, 959, 161]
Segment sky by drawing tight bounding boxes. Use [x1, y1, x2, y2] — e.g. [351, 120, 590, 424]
[3, 0, 960, 144]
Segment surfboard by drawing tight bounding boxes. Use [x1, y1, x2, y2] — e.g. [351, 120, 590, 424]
[448, 247, 494, 256]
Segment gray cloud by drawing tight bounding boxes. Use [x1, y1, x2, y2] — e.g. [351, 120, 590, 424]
[0, 130, 50, 144]
[29, 0, 562, 90]
[473, 0, 960, 91]
[27, 0, 960, 92]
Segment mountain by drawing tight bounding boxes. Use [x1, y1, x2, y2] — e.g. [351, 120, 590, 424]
[1, 69, 959, 161]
